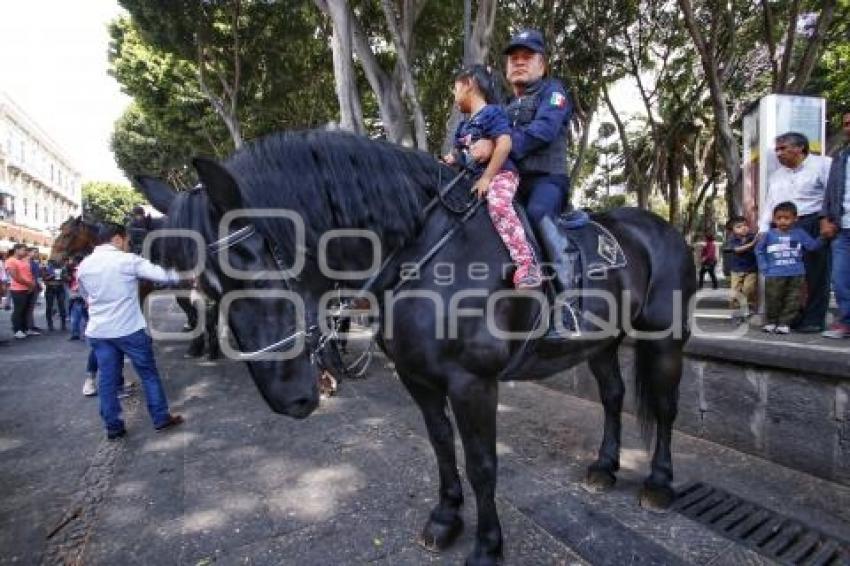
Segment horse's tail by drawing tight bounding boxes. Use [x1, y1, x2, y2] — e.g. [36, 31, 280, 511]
[614, 207, 694, 447]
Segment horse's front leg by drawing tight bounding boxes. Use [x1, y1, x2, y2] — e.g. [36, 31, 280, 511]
[206, 302, 221, 360]
[448, 371, 501, 566]
[399, 375, 464, 551]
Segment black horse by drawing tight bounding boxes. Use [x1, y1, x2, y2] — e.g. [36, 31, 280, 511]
[137, 130, 695, 566]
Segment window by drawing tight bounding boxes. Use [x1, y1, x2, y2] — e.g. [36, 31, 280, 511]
[23, 198, 28, 217]
[34, 204, 38, 220]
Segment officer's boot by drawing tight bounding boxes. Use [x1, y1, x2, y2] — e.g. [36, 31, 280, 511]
[538, 216, 582, 338]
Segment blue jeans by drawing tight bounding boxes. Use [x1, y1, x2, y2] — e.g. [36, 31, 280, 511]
[69, 299, 87, 338]
[520, 174, 570, 225]
[831, 229, 850, 326]
[89, 329, 171, 434]
[795, 213, 831, 328]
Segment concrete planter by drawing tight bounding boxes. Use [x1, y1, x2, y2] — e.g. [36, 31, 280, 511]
[540, 336, 850, 486]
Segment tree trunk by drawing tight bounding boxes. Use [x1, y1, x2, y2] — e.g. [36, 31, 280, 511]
[195, 1, 244, 149]
[325, 0, 365, 134]
[569, 108, 594, 184]
[380, 0, 427, 149]
[314, 0, 412, 144]
[602, 84, 648, 208]
[678, 0, 742, 217]
[667, 155, 681, 226]
[441, 0, 497, 154]
[788, 0, 837, 93]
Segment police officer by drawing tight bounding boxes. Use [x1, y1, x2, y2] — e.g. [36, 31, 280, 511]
[473, 29, 573, 223]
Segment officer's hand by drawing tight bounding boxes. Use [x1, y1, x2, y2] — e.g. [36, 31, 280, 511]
[441, 153, 456, 165]
[469, 139, 494, 163]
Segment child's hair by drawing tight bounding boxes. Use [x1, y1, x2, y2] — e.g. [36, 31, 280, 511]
[773, 201, 797, 217]
[729, 215, 747, 226]
[454, 64, 501, 105]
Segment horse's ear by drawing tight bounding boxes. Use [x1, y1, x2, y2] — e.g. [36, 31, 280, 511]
[193, 157, 242, 213]
[134, 175, 176, 214]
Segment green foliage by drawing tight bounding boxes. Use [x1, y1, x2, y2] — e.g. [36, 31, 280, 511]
[82, 181, 144, 224]
[108, 4, 338, 179]
[110, 103, 198, 189]
[106, 0, 850, 226]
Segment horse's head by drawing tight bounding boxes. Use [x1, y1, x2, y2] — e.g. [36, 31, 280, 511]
[51, 216, 98, 260]
[134, 159, 321, 419]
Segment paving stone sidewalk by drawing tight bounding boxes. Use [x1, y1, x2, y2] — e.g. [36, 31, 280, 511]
[1, 302, 848, 565]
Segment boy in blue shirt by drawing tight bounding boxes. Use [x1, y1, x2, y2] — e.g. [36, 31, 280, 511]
[726, 216, 758, 318]
[756, 201, 824, 333]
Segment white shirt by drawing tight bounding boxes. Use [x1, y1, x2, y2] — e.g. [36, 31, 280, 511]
[78, 244, 179, 339]
[759, 154, 832, 232]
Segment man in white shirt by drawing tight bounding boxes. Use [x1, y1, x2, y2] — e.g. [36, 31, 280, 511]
[77, 222, 185, 440]
[759, 132, 832, 332]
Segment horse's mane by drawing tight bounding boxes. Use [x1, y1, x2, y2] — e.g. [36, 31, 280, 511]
[223, 130, 457, 260]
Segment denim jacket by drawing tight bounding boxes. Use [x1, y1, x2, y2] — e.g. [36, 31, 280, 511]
[821, 147, 849, 225]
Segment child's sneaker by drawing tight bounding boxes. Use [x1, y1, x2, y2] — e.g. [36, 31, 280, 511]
[822, 323, 850, 339]
[14, 331, 26, 339]
[514, 265, 542, 289]
[761, 324, 776, 333]
[774, 325, 790, 334]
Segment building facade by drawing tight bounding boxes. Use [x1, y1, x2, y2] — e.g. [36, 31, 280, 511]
[0, 91, 82, 253]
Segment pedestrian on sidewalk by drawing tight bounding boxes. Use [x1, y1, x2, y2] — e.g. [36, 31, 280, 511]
[819, 110, 850, 339]
[77, 223, 186, 440]
[698, 233, 719, 289]
[5, 244, 38, 339]
[757, 201, 824, 334]
[0, 251, 9, 311]
[759, 132, 832, 332]
[67, 256, 87, 340]
[25, 247, 43, 332]
[726, 217, 758, 318]
[43, 259, 68, 331]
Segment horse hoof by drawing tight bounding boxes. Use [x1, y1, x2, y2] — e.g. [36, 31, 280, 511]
[417, 515, 463, 552]
[639, 484, 675, 512]
[584, 467, 617, 492]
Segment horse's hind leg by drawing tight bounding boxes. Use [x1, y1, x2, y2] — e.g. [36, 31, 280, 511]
[635, 337, 683, 510]
[399, 375, 464, 552]
[585, 340, 625, 490]
[447, 371, 502, 566]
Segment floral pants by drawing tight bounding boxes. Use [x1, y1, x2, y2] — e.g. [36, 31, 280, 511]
[485, 171, 537, 283]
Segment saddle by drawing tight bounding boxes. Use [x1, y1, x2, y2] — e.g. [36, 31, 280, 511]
[495, 209, 628, 378]
[538, 212, 627, 288]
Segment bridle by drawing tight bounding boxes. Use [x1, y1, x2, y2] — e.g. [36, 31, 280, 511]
[206, 223, 331, 367]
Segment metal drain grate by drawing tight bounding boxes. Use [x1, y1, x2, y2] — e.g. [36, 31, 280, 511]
[673, 482, 850, 566]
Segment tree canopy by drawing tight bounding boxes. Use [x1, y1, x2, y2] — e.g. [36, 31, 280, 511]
[108, 0, 850, 239]
[81, 181, 145, 224]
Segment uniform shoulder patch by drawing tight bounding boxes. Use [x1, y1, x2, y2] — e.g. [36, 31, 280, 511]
[549, 91, 567, 109]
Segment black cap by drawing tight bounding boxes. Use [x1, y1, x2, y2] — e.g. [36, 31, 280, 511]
[504, 29, 545, 55]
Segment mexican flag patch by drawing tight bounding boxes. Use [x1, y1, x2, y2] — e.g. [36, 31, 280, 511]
[550, 92, 566, 108]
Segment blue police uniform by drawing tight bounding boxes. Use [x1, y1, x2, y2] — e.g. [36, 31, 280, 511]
[506, 77, 573, 224]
